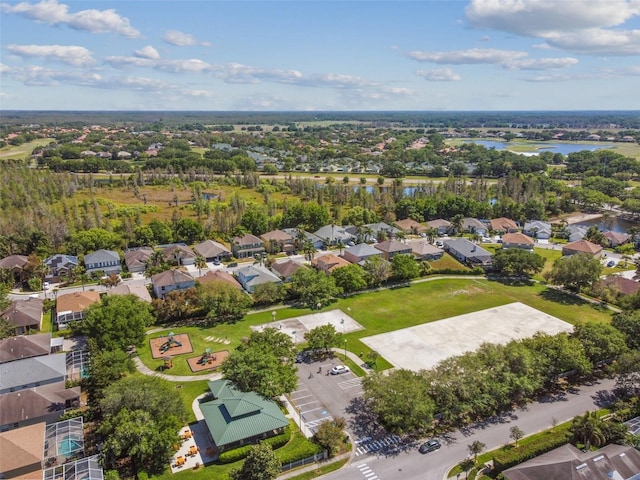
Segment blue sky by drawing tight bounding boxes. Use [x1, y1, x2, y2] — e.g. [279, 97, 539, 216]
[1, 0, 640, 111]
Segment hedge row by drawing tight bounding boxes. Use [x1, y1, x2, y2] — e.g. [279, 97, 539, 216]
[493, 427, 570, 472]
[216, 427, 292, 464]
[276, 441, 323, 465]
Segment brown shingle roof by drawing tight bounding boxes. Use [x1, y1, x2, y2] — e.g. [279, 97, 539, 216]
[198, 270, 242, 289]
[490, 217, 519, 232]
[502, 233, 534, 245]
[394, 218, 426, 233]
[0, 334, 51, 363]
[374, 239, 411, 253]
[311, 254, 351, 272]
[271, 259, 304, 278]
[1, 298, 43, 328]
[0, 422, 45, 475]
[151, 269, 194, 288]
[0, 255, 29, 270]
[56, 291, 100, 314]
[601, 276, 640, 296]
[260, 230, 293, 242]
[562, 239, 603, 255]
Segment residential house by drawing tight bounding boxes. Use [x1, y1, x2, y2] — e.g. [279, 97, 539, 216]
[198, 270, 243, 289]
[123, 247, 153, 274]
[235, 265, 282, 293]
[346, 222, 401, 243]
[503, 443, 640, 480]
[311, 254, 352, 273]
[0, 255, 28, 284]
[44, 254, 79, 280]
[1, 297, 43, 335]
[162, 244, 197, 266]
[600, 276, 640, 297]
[0, 422, 45, 478]
[442, 238, 492, 267]
[193, 240, 232, 262]
[374, 240, 413, 261]
[231, 234, 265, 259]
[271, 259, 305, 282]
[523, 220, 552, 239]
[281, 228, 324, 250]
[55, 291, 100, 328]
[562, 239, 603, 258]
[408, 240, 444, 261]
[83, 249, 121, 276]
[314, 225, 354, 246]
[461, 218, 489, 236]
[200, 380, 289, 452]
[151, 269, 195, 299]
[260, 230, 295, 254]
[567, 224, 589, 242]
[394, 218, 427, 235]
[490, 217, 519, 234]
[501, 233, 535, 251]
[342, 243, 383, 265]
[0, 354, 67, 394]
[426, 219, 451, 235]
[107, 284, 153, 303]
[604, 231, 629, 247]
[0, 334, 52, 364]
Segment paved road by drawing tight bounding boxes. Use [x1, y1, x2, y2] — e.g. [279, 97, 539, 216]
[321, 377, 617, 480]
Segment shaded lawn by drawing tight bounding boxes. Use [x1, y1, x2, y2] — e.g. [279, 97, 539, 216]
[533, 247, 562, 281]
[429, 253, 470, 271]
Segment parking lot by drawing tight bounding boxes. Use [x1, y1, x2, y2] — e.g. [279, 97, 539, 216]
[288, 354, 363, 435]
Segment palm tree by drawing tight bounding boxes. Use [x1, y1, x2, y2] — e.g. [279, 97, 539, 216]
[302, 240, 317, 262]
[450, 214, 464, 236]
[426, 227, 438, 244]
[194, 254, 207, 277]
[570, 411, 606, 450]
[395, 231, 406, 243]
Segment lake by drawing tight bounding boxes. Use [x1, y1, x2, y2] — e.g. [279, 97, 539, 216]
[464, 140, 615, 156]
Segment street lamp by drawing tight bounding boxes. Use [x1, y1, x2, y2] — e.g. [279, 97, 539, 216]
[272, 311, 276, 323]
[344, 338, 347, 360]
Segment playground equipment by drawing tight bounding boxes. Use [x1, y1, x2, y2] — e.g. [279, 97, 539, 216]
[159, 332, 183, 353]
[198, 348, 217, 365]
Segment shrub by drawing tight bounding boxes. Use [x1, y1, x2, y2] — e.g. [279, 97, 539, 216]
[493, 427, 570, 472]
[216, 427, 292, 464]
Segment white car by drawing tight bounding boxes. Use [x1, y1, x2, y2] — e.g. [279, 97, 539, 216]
[330, 365, 350, 375]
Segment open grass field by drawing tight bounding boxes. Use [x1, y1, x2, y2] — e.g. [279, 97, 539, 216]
[0, 139, 51, 160]
[140, 277, 613, 378]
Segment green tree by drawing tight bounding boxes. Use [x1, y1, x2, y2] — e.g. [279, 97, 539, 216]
[174, 218, 203, 244]
[363, 256, 391, 286]
[78, 295, 154, 351]
[492, 249, 545, 277]
[468, 440, 485, 461]
[244, 327, 297, 361]
[241, 204, 270, 236]
[252, 282, 287, 306]
[612, 311, 640, 349]
[332, 263, 368, 293]
[314, 417, 347, 457]
[304, 324, 343, 355]
[84, 341, 135, 409]
[362, 369, 435, 435]
[198, 281, 253, 323]
[390, 254, 420, 281]
[614, 350, 640, 397]
[545, 254, 603, 291]
[570, 411, 606, 449]
[572, 321, 628, 365]
[0, 316, 15, 339]
[230, 442, 281, 480]
[289, 267, 342, 308]
[194, 254, 207, 277]
[509, 426, 524, 447]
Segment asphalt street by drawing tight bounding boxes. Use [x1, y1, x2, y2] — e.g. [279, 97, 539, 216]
[321, 377, 618, 480]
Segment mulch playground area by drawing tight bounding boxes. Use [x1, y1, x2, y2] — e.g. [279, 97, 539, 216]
[149, 333, 194, 359]
[186, 350, 230, 373]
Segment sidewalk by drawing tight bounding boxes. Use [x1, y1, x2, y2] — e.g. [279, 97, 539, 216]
[133, 357, 222, 382]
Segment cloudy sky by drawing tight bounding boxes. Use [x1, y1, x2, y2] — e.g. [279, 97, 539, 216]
[1, 0, 640, 111]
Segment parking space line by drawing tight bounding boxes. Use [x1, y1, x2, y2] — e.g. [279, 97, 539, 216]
[291, 394, 313, 401]
[295, 400, 320, 408]
[300, 406, 324, 414]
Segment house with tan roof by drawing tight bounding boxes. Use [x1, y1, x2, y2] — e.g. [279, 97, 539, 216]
[231, 234, 265, 259]
[603, 231, 629, 247]
[193, 240, 231, 262]
[123, 247, 153, 274]
[55, 291, 100, 327]
[0, 334, 52, 364]
[311, 254, 352, 273]
[408, 240, 444, 261]
[395, 218, 427, 235]
[198, 270, 242, 289]
[490, 217, 519, 234]
[162, 244, 197, 266]
[1, 297, 43, 335]
[562, 239, 603, 258]
[374, 240, 413, 260]
[0, 422, 45, 478]
[502, 233, 535, 251]
[260, 230, 295, 254]
[106, 284, 153, 303]
[0, 255, 29, 284]
[461, 218, 488, 236]
[600, 276, 640, 297]
[271, 259, 305, 282]
[426, 219, 451, 235]
[151, 269, 195, 299]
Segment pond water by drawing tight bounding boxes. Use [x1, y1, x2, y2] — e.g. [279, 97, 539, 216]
[573, 216, 637, 234]
[464, 140, 615, 156]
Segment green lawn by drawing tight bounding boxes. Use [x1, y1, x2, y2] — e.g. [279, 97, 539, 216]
[533, 247, 562, 281]
[429, 252, 470, 271]
[0, 139, 50, 160]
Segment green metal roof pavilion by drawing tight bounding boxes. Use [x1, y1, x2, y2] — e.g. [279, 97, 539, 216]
[201, 380, 289, 450]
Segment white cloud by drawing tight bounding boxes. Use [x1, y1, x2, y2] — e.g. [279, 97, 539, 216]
[163, 30, 209, 47]
[504, 57, 579, 70]
[0, 0, 140, 38]
[408, 48, 527, 64]
[465, 0, 640, 55]
[134, 46, 160, 60]
[415, 68, 461, 81]
[6, 44, 95, 66]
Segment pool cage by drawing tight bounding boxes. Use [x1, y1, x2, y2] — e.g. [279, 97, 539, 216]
[43, 455, 103, 480]
[44, 417, 85, 468]
[66, 350, 90, 382]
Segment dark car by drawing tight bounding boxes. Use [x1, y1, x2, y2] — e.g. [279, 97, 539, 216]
[607, 260, 616, 267]
[418, 439, 441, 454]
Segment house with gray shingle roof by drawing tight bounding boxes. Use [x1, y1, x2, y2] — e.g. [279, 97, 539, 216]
[442, 238, 492, 267]
[44, 254, 79, 279]
[342, 243, 383, 265]
[193, 240, 231, 262]
[374, 240, 413, 260]
[84, 249, 121, 275]
[231, 234, 265, 259]
[461, 218, 488, 236]
[0, 354, 66, 394]
[123, 247, 153, 274]
[523, 220, 552, 239]
[200, 380, 289, 452]
[236, 265, 282, 293]
[426, 219, 451, 235]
